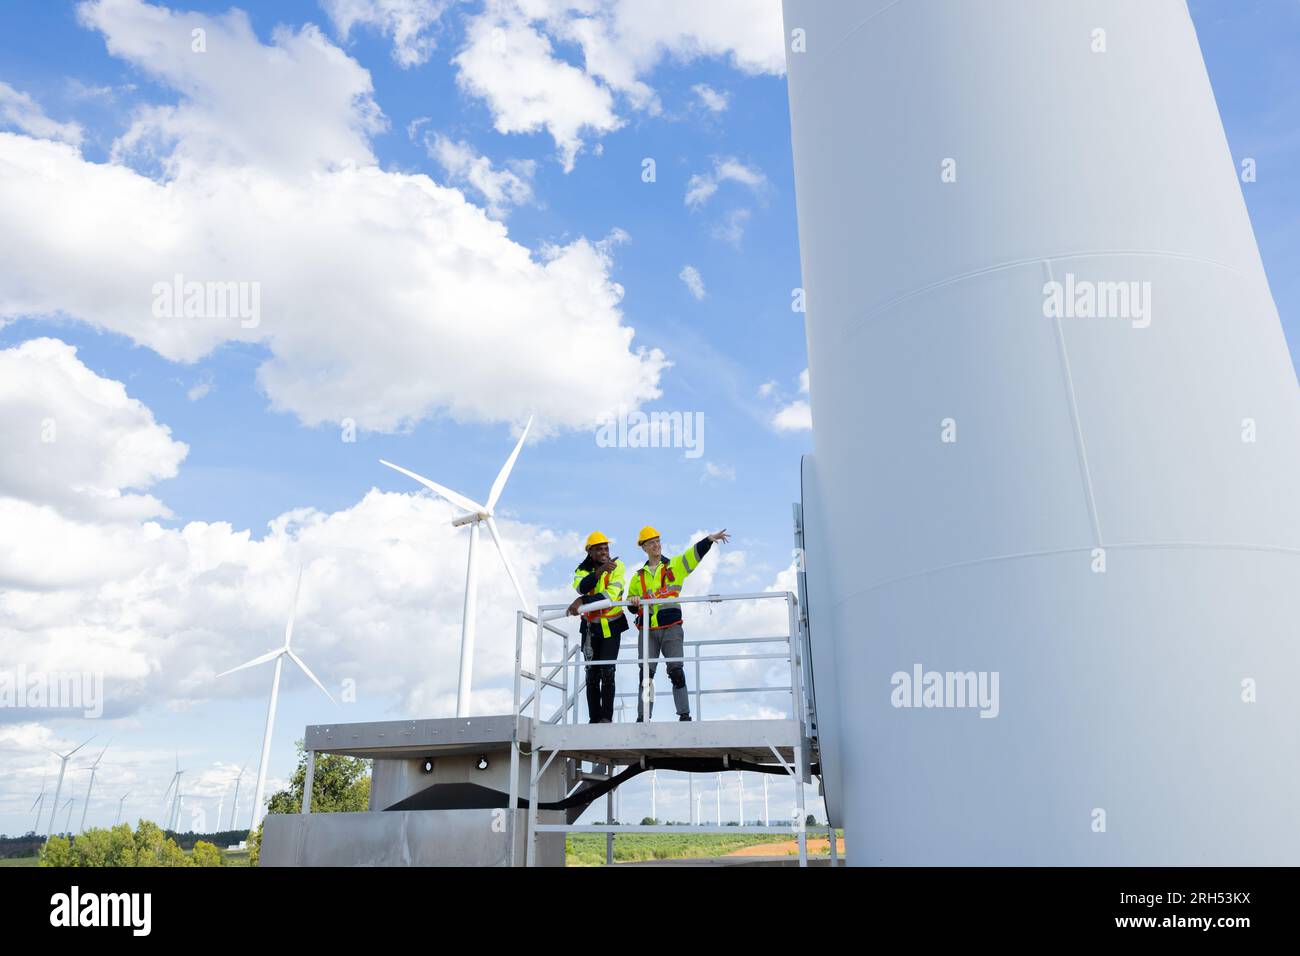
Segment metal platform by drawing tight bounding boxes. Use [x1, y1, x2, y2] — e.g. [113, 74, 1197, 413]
[532, 717, 806, 765]
[305, 715, 529, 760]
[510, 590, 828, 866]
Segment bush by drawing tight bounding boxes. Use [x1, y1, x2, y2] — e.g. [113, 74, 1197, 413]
[38, 835, 74, 867]
[190, 841, 223, 867]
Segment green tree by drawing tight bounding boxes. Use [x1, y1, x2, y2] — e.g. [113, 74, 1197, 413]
[38, 834, 75, 867]
[157, 837, 190, 867]
[133, 820, 166, 866]
[71, 828, 113, 867]
[106, 823, 138, 867]
[190, 840, 223, 867]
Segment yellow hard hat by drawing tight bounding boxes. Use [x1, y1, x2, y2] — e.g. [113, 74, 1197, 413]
[585, 531, 609, 549]
[637, 525, 661, 545]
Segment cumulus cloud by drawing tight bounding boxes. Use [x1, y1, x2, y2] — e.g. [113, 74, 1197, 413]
[0, 0, 665, 433]
[321, 0, 451, 67]
[454, 0, 784, 168]
[426, 133, 535, 218]
[684, 156, 766, 208]
[0, 337, 579, 718]
[0, 339, 188, 523]
[770, 367, 812, 432]
[691, 82, 729, 113]
[678, 264, 705, 300]
[0, 82, 83, 145]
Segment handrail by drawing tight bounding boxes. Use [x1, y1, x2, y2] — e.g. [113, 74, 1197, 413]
[511, 590, 815, 867]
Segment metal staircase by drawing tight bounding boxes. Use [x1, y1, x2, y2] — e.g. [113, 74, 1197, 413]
[508, 590, 833, 866]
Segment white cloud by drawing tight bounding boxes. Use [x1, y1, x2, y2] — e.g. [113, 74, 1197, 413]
[678, 264, 705, 300]
[427, 133, 535, 218]
[321, 0, 451, 67]
[0, 81, 83, 145]
[685, 156, 766, 208]
[454, 0, 784, 168]
[770, 367, 812, 432]
[771, 400, 811, 432]
[0, 337, 579, 719]
[701, 461, 734, 483]
[691, 83, 729, 113]
[1, 0, 666, 434]
[78, 1, 385, 175]
[710, 207, 752, 245]
[756, 380, 776, 398]
[0, 339, 188, 523]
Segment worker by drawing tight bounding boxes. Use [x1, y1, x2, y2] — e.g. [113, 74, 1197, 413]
[566, 532, 629, 723]
[626, 526, 730, 721]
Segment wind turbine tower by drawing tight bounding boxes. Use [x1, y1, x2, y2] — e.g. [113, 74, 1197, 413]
[380, 416, 533, 717]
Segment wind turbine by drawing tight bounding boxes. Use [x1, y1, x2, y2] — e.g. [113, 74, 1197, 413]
[62, 797, 75, 836]
[78, 739, 111, 833]
[45, 735, 94, 841]
[228, 754, 252, 830]
[379, 416, 533, 717]
[30, 766, 49, 833]
[161, 755, 184, 832]
[216, 567, 335, 832]
[114, 792, 131, 828]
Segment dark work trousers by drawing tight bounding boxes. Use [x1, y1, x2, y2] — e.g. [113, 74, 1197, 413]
[584, 629, 621, 722]
[636, 623, 689, 720]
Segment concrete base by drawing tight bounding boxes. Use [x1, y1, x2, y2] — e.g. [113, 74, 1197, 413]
[260, 808, 564, 867]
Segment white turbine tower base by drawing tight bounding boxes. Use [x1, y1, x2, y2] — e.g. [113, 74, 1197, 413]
[217, 567, 335, 834]
[380, 416, 534, 717]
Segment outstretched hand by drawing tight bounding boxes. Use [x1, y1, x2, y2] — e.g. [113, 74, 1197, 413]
[709, 529, 731, 544]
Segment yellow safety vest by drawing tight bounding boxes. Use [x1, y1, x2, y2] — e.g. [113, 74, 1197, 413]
[572, 559, 627, 638]
[628, 547, 703, 630]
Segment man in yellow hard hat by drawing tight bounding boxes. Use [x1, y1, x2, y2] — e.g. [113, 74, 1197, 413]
[626, 525, 730, 721]
[566, 532, 629, 723]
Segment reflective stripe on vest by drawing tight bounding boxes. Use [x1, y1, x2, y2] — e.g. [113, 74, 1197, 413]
[582, 569, 623, 637]
[637, 563, 681, 630]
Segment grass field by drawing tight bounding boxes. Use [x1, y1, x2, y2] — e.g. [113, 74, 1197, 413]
[5, 836, 837, 867]
[565, 832, 837, 866]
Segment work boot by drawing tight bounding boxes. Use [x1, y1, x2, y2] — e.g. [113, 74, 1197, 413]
[679, 714, 692, 721]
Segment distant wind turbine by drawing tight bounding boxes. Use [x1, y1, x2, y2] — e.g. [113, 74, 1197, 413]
[78, 739, 111, 833]
[62, 797, 75, 836]
[229, 754, 252, 830]
[45, 735, 94, 841]
[379, 416, 533, 717]
[30, 766, 49, 832]
[114, 792, 131, 828]
[161, 755, 184, 832]
[216, 567, 335, 832]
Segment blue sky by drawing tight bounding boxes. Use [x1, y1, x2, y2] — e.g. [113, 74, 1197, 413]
[0, 0, 1296, 836]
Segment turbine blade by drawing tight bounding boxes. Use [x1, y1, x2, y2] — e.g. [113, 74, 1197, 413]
[284, 565, 303, 650]
[66, 735, 95, 759]
[379, 460, 484, 514]
[486, 516, 529, 611]
[286, 649, 336, 704]
[215, 648, 283, 679]
[30, 793, 43, 812]
[486, 416, 532, 513]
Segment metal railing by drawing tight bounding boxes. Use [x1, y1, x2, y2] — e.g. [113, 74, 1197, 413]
[508, 591, 833, 866]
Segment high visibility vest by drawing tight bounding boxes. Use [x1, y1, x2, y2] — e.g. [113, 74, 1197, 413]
[572, 560, 626, 639]
[629, 547, 702, 630]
